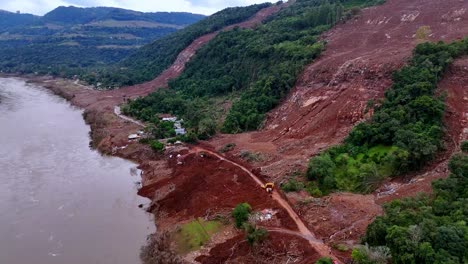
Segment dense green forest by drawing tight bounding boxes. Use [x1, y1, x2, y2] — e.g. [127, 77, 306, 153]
[354, 150, 468, 264]
[87, 3, 273, 87]
[123, 0, 384, 140]
[306, 39, 468, 194]
[0, 7, 205, 78]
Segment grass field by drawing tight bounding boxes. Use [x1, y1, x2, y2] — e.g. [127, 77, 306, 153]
[173, 218, 223, 253]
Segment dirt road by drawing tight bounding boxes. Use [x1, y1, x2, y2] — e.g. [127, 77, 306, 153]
[193, 147, 338, 260]
[113, 106, 145, 127]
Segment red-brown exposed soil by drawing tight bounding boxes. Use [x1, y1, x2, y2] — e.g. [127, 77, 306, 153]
[195, 233, 320, 264]
[139, 150, 297, 232]
[202, 0, 468, 257]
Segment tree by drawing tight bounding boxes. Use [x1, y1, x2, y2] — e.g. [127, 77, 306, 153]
[244, 224, 268, 246]
[149, 140, 165, 153]
[352, 244, 391, 264]
[306, 154, 336, 188]
[232, 203, 251, 228]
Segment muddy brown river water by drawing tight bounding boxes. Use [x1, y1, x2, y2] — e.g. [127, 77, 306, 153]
[0, 78, 155, 264]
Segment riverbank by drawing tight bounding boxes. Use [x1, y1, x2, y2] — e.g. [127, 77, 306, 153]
[19, 75, 334, 263]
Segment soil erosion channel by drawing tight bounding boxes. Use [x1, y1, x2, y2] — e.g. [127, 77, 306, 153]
[0, 78, 154, 264]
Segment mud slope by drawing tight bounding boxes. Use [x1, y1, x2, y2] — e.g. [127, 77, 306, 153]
[208, 0, 468, 179]
[261, 0, 468, 158]
[205, 0, 468, 250]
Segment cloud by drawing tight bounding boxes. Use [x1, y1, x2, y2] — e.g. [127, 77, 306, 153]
[0, 0, 275, 16]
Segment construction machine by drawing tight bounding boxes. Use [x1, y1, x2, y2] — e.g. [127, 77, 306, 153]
[261, 182, 275, 194]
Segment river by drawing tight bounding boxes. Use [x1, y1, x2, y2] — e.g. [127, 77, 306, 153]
[0, 78, 155, 264]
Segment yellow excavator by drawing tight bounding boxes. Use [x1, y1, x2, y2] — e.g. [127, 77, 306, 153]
[261, 182, 275, 194]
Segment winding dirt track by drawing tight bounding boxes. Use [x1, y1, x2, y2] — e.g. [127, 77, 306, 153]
[192, 147, 339, 260]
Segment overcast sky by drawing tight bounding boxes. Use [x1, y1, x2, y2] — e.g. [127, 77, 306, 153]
[0, 0, 275, 16]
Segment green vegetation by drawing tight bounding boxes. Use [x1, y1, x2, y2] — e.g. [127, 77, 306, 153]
[219, 143, 236, 153]
[361, 152, 468, 263]
[281, 178, 305, 192]
[0, 7, 205, 79]
[307, 39, 468, 193]
[315, 257, 333, 264]
[351, 244, 391, 264]
[244, 223, 269, 246]
[461, 141, 468, 153]
[173, 218, 222, 253]
[232, 202, 252, 228]
[149, 140, 164, 153]
[239, 150, 263, 162]
[90, 3, 272, 87]
[124, 0, 384, 140]
[332, 243, 349, 252]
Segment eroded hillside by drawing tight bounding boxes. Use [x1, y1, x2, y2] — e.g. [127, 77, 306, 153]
[27, 0, 468, 263]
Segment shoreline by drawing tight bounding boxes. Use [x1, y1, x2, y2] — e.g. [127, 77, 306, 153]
[12, 74, 335, 263]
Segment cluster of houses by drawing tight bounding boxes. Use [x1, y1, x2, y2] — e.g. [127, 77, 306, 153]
[160, 115, 186, 136]
[128, 114, 186, 141]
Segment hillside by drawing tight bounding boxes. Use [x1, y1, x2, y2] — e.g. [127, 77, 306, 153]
[0, 7, 205, 76]
[86, 3, 274, 87]
[17, 0, 468, 263]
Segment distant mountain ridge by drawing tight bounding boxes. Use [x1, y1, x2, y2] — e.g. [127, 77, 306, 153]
[0, 6, 204, 30]
[0, 6, 205, 75]
[42, 6, 204, 26]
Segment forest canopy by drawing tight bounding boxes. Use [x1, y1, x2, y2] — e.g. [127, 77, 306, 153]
[123, 0, 384, 140]
[359, 152, 468, 263]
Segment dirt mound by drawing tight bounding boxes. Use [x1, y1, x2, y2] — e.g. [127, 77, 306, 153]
[261, 0, 468, 155]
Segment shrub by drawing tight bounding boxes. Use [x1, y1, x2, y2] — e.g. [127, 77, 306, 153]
[149, 140, 165, 153]
[281, 178, 304, 192]
[332, 243, 349, 252]
[305, 182, 323, 197]
[461, 141, 468, 153]
[351, 244, 391, 264]
[306, 154, 336, 181]
[315, 257, 333, 264]
[239, 150, 262, 162]
[244, 224, 268, 246]
[219, 143, 236, 153]
[232, 203, 251, 228]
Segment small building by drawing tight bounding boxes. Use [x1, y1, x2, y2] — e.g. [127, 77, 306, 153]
[128, 134, 140, 140]
[158, 114, 177, 122]
[175, 128, 186, 135]
[162, 117, 177, 122]
[174, 121, 183, 129]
